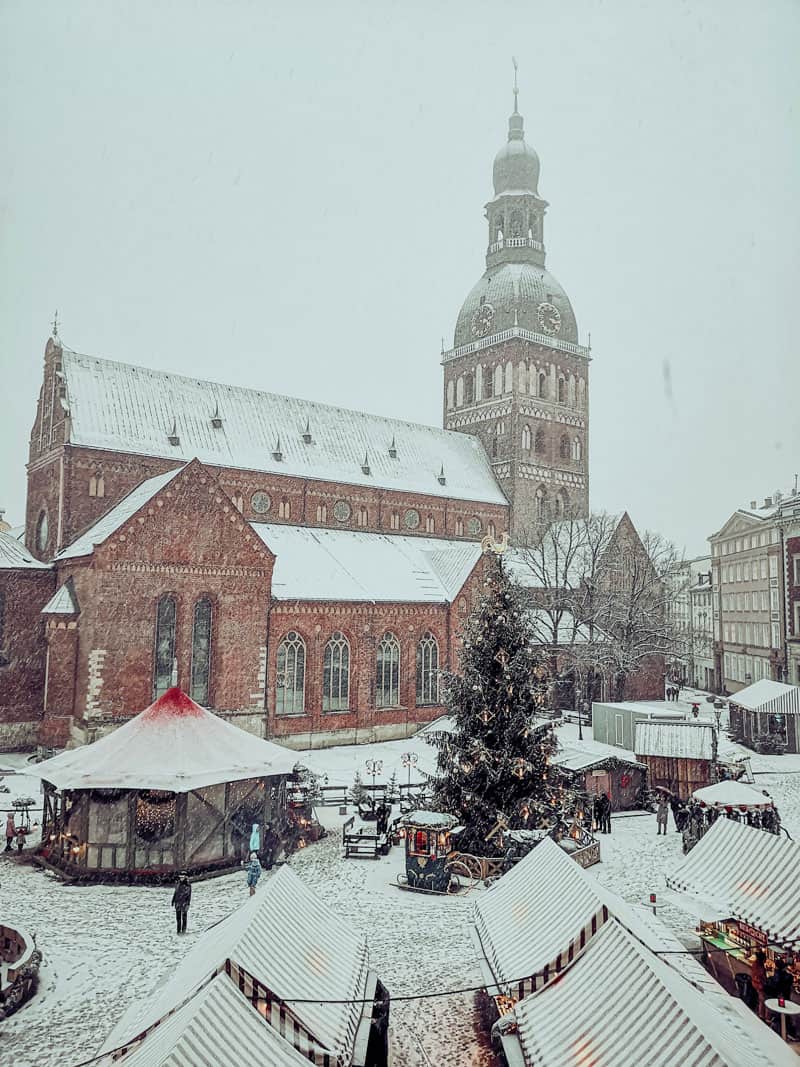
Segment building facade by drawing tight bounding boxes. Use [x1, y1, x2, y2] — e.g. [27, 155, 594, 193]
[776, 494, 800, 688]
[442, 89, 589, 540]
[710, 492, 798, 693]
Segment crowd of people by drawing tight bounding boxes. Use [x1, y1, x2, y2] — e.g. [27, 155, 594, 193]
[656, 793, 781, 852]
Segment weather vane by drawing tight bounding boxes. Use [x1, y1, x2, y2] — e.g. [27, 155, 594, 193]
[51, 310, 60, 338]
[512, 56, 519, 112]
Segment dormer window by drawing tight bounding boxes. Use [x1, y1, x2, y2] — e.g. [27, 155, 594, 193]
[272, 436, 283, 462]
[302, 418, 312, 445]
[211, 403, 223, 429]
[361, 452, 371, 476]
[167, 419, 180, 446]
[388, 436, 398, 460]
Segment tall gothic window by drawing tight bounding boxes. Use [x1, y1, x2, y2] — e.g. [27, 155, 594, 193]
[276, 631, 305, 714]
[153, 595, 177, 700]
[456, 376, 464, 406]
[521, 424, 531, 450]
[323, 631, 350, 712]
[416, 632, 439, 706]
[446, 380, 454, 410]
[425, 514, 435, 533]
[560, 435, 570, 458]
[190, 598, 213, 705]
[558, 377, 566, 404]
[357, 506, 368, 527]
[376, 633, 400, 708]
[538, 371, 547, 398]
[535, 488, 547, 521]
[316, 503, 327, 522]
[534, 429, 546, 455]
[464, 372, 475, 405]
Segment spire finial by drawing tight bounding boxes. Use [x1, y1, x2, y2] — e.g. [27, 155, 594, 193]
[51, 310, 60, 338]
[512, 56, 519, 114]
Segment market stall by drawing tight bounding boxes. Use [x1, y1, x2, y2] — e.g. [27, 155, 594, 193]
[727, 680, 800, 754]
[554, 743, 647, 811]
[666, 818, 800, 1001]
[634, 720, 716, 800]
[30, 687, 298, 882]
[692, 780, 781, 832]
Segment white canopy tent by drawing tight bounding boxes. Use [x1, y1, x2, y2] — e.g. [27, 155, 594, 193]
[692, 780, 775, 811]
[31, 686, 298, 792]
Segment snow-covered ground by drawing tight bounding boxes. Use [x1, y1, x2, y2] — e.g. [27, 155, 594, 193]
[1, 692, 799, 1067]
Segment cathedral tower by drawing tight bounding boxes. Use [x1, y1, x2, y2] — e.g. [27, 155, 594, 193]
[443, 79, 590, 542]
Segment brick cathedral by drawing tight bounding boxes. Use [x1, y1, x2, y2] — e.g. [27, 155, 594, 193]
[0, 91, 596, 751]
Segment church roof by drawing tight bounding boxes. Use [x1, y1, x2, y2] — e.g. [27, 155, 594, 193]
[0, 529, 50, 570]
[59, 348, 507, 506]
[250, 523, 481, 603]
[42, 578, 80, 615]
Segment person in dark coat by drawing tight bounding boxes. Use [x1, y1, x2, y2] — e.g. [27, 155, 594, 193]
[750, 949, 768, 1020]
[598, 793, 612, 834]
[4, 813, 15, 852]
[171, 871, 191, 934]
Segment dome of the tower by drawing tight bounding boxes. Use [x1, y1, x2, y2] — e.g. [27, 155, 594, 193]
[453, 262, 579, 348]
[493, 134, 540, 196]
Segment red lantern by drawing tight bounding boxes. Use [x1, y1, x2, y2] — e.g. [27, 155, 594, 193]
[649, 892, 657, 904]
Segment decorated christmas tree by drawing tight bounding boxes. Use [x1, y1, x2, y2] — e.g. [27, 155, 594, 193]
[429, 556, 562, 854]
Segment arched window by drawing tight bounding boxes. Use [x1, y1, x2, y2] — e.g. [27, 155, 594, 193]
[416, 632, 439, 706]
[534, 429, 546, 455]
[557, 377, 566, 405]
[425, 514, 435, 533]
[535, 488, 547, 521]
[493, 365, 503, 396]
[446, 380, 454, 410]
[190, 598, 213, 705]
[323, 631, 350, 712]
[559, 435, 570, 458]
[504, 362, 513, 393]
[390, 511, 400, 530]
[279, 499, 291, 520]
[276, 631, 305, 714]
[568, 374, 576, 407]
[376, 633, 400, 708]
[488, 521, 496, 540]
[233, 493, 244, 512]
[491, 436, 498, 458]
[572, 437, 582, 461]
[538, 371, 547, 399]
[455, 517, 464, 536]
[475, 364, 483, 398]
[36, 510, 49, 554]
[578, 378, 586, 409]
[153, 595, 177, 700]
[357, 506, 368, 527]
[0, 590, 5, 666]
[89, 472, 105, 498]
[464, 373, 475, 405]
[483, 366, 493, 399]
[554, 496, 563, 518]
[316, 503, 327, 522]
[456, 376, 464, 407]
[521, 424, 531, 450]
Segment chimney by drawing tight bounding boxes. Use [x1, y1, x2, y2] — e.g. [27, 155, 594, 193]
[750, 500, 757, 510]
[764, 497, 773, 508]
[302, 418, 312, 445]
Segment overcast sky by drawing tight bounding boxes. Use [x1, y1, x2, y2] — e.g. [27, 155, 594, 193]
[1, 0, 798, 556]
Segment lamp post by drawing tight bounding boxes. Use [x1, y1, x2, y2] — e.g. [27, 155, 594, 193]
[401, 752, 418, 798]
[365, 759, 383, 808]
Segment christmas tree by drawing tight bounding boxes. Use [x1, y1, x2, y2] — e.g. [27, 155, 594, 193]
[429, 556, 561, 854]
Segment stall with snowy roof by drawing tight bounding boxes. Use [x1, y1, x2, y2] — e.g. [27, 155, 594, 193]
[692, 779, 781, 832]
[634, 719, 717, 800]
[727, 679, 800, 753]
[666, 818, 800, 999]
[30, 687, 298, 881]
[99, 865, 389, 1067]
[395, 810, 471, 892]
[553, 741, 647, 811]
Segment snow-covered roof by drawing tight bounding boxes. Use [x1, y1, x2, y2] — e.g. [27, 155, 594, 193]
[554, 743, 645, 773]
[0, 529, 49, 570]
[634, 721, 716, 760]
[41, 578, 79, 615]
[105, 865, 372, 1065]
[692, 780, 775, 810]
[474, 838, 610, 997]
[666, 818, 800, 946]
[31, 687, 297, 791]
[510, 919, 796, 1067]
[101, 972, 311, 1066]
[400, 810, 459, 828]
[59, 347, 507, 505]
[729, 679, 800, 715]
[250, 523, 481, 603]
[57, 466, 183, 560]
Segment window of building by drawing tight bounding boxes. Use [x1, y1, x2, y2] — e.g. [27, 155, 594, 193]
[761, 590, 768, 611]
[153, 595, 177, 700]
[416, 632, 439, 706]
[190, 598, 213, 705]
[446, 380, 454, 410]
[572, 437, 582, 461]
[357, 506, 368, 527]
[521, 424, 531, 450]
[316, 503, 327, 523]
[425, 515, 435, 533]
[493, 365, 503, 396]
[36, 510, 49, 554]
[751, 560, 758, 580]
[735, 539, 742, 552]
[456, 376, 464, 407]
[276, 631, 305, 714]
[0, 590, 5, 666]
[464, 373, 475, 405]
[376, 633, 400, 708]
[458, 597, 468, 615]
[504, 362, 513, 393]
[538, 371, 547, 398]
[557, 377, 566, 404]
[89, 472, 105, 498]
[736, 563, 742, 581]
[559, 435, 569, 459]
[772, 622, 781, 648]
[488, 521, 496, 540]
[322, 631, 350, 712]
[769, 556, 778, 578]
[795, 602, 800, 636]
[534, 429, 545, 455]
[535, 488, 546, 521]
[279, 499, 291, 520]
[455, 517, 464, 536]
[390, 511, 400, 530]
[770, 586, 779, 612]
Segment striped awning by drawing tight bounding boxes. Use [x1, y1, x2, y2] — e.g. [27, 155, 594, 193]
[473, 838, 608, 999]
[99, 973, 311, 1066]
[510, 920, 797, 1066]
[666, 818, 800, 946]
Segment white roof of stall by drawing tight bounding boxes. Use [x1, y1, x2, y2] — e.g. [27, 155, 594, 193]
[511, 919, 797, 1067]
[104, 865, 371, 1064]
[729, 679, 800, 715]
[693, 780, 775, 810]
[100, 973, 311, 1066]
[31, 687, 297, 791]
[634, 720, 716, 760]
[666, 818, 800, 945]
[554, 740, 645, 773]
[59, 347, 506, 504]
[250, 523, 481, 603]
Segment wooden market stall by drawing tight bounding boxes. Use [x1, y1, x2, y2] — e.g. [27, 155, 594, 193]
[554, 743, 647, 811]
[634, 720, 717, 800]
[30, 687, 298, 882]
[666, 819, 800, 1001]
[728, 680, 800, 754]
[98, 865, 389, 1067]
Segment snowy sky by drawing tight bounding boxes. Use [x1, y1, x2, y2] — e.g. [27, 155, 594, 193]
[1, 0, 798, 556]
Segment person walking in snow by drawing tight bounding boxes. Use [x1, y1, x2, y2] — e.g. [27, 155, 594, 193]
[598, 793, 612, 834]
[245, 851, 262, 896]
[656, 798, 669, 835]
[4, 813, 15, 852]
[171, 871, 192, 934]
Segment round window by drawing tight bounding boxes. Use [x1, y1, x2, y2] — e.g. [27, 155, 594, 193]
[250, 491, 272, 515]
[403, 508, 420, 530]
[467, 517, 482, 536]
[333, 500, 352, 523]
[36, 510, 49, 553]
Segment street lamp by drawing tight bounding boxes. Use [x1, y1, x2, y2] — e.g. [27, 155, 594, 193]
[401, 752, 418, 797]
[365, 759, 383, 807]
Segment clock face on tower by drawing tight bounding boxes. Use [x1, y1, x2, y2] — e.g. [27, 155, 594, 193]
[537, 301, 562, 335]
[470, 302, 495, 338]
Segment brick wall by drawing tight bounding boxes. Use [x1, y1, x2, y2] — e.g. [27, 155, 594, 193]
[0, 568, 54, 749]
